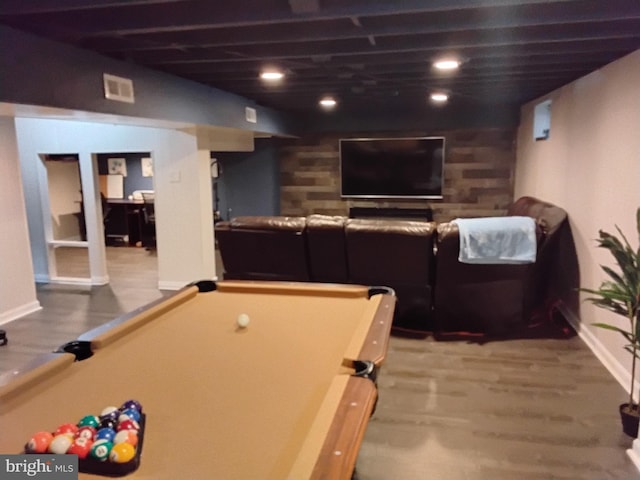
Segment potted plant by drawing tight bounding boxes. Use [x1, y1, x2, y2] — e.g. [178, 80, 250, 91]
[581, 207, 640, 437]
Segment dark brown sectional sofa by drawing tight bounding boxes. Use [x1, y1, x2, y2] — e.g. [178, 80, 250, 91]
[215, 196, 579, 339]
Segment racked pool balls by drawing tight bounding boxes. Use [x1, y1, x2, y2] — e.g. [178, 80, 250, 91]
[117, 419, 140, 432]
[26, 431, 53, 453]
[109, 442, 136, 463]
[96, 427, 116, 442]
[49, 434, 73, 454]
[113, 429, 138, 447]
[54, 423, 78, 436]
[99, 417, 117, 430]
[68, 437, 93, 459]
[99, 406, 119, 423]
[120, 400, 142, 413]
[119, 408, 141, 423]
[78, 414, 100, 428]
[89, 439, 113, 461]
[75, 425, 97, 441]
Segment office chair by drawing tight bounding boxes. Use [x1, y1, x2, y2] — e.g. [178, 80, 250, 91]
[140, 192, 156, 249]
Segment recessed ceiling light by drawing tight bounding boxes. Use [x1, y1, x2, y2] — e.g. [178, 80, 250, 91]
[260, 70, 284, 81]
[319, 97, 337, 109]
[433, 59, 460, 70]
[430, 92, 449, 103]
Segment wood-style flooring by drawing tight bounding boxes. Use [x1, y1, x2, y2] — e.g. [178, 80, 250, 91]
[1, 247, 638, 479]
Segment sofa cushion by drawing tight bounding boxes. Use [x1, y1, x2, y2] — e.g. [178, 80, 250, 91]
[306, 215, 349, 283]
[345, 218, 437, 330]
[216, 216, 310, 281]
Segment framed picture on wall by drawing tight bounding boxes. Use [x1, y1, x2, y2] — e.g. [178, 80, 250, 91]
[108, 157, 127, 176]
[142, 157, 153, 177]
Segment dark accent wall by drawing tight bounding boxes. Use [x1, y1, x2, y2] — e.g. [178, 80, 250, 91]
[278, 128, 516, 222]
[215, 139, 280, 220]
[96, 153, 153, 198]
[0, 26, 297, 137]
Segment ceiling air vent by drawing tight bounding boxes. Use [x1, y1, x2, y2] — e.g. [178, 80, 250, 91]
[103, 74, 135, 104]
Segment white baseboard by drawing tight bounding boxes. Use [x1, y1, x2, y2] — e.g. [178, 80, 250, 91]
[0, 300, 42, 326]
[628, 439, 640, 472]
[557, 304, 639, 473]
[558, 303, 632, 398]
[48, 276, 93, 286]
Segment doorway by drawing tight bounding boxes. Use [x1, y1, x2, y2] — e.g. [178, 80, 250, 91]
[41, 153, 91, 282]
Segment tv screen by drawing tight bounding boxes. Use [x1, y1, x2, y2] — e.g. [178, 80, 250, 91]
[340, 137, 445, 199]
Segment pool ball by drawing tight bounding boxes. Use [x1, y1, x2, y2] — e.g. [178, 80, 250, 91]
[75, 426, 97, 440]
[77, 415, 100, 428]
[120, 408, 141, 423]
[100, 406, 119, 417]
[120, 400, 142, 413]
[99, 417, 117, 430]
[49, 434, 73, 454]
[117, 419, 140, 432]
[113, 430, 138, 447]
[89, 439, 113, 461]
[237, 313, 250, 328]
[109, 442, 136, 463]
[54, 423, 78, 436]
[96, 427, 116, 442]
[26, 431, 53, 453]
[68, 437, 93, 459]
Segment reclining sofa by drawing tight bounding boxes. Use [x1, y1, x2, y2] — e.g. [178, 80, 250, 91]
[434, 196, 578, 337]
[215, 196, 578, 338]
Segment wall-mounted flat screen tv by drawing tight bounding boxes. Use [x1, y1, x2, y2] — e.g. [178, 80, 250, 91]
[340, 137, 445, 199]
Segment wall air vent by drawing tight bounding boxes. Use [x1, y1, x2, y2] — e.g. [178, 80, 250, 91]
[245, 107, 257, 123]
[103, 74, 135, 104]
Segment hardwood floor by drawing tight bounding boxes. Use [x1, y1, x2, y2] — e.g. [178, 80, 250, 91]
[1, 247, 638, 479]
[356, 337, 639, 480]
[1, 247, 167, 375]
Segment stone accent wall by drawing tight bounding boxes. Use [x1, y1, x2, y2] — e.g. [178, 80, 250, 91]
[279, 128, 516, 222]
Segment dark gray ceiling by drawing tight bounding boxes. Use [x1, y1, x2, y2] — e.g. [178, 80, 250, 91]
[1, 0, 639, 117]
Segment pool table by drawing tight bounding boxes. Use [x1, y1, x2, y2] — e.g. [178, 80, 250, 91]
[0, 280, 395, 479]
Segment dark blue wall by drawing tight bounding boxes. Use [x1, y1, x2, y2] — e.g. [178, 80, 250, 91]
[0, 26, 298, 137]
[215, 139, 280, 219]
[96, 153, 153, 198]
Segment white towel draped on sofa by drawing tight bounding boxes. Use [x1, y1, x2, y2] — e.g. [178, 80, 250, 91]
[453, 216, 537, 264]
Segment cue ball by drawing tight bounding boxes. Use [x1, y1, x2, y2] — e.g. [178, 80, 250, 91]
[237, 313, 250, 328]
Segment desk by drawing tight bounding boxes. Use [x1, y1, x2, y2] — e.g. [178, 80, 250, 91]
[105, 199, 145, 246]
[0, 281, 395, 479]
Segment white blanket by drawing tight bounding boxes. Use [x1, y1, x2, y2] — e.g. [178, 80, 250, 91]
[453, 216, 537, 264]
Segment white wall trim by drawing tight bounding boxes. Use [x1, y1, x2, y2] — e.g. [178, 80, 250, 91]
[559, 303, 640, 471]
[559, 303, 631, 398]
[48, 276, 93, 286]
[34, 274, 49, 283]
[627, 438, 640, 472]
[44, 276, 109, 286]
[0, 300, 42, 326]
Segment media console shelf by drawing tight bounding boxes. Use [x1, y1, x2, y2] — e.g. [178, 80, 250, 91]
[348, 207, 433, 221]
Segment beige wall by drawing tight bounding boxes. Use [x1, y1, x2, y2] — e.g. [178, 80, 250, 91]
[46, 160, 83, 241]
[515, 50, 640, 393]
[0, 117, 41, 324]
